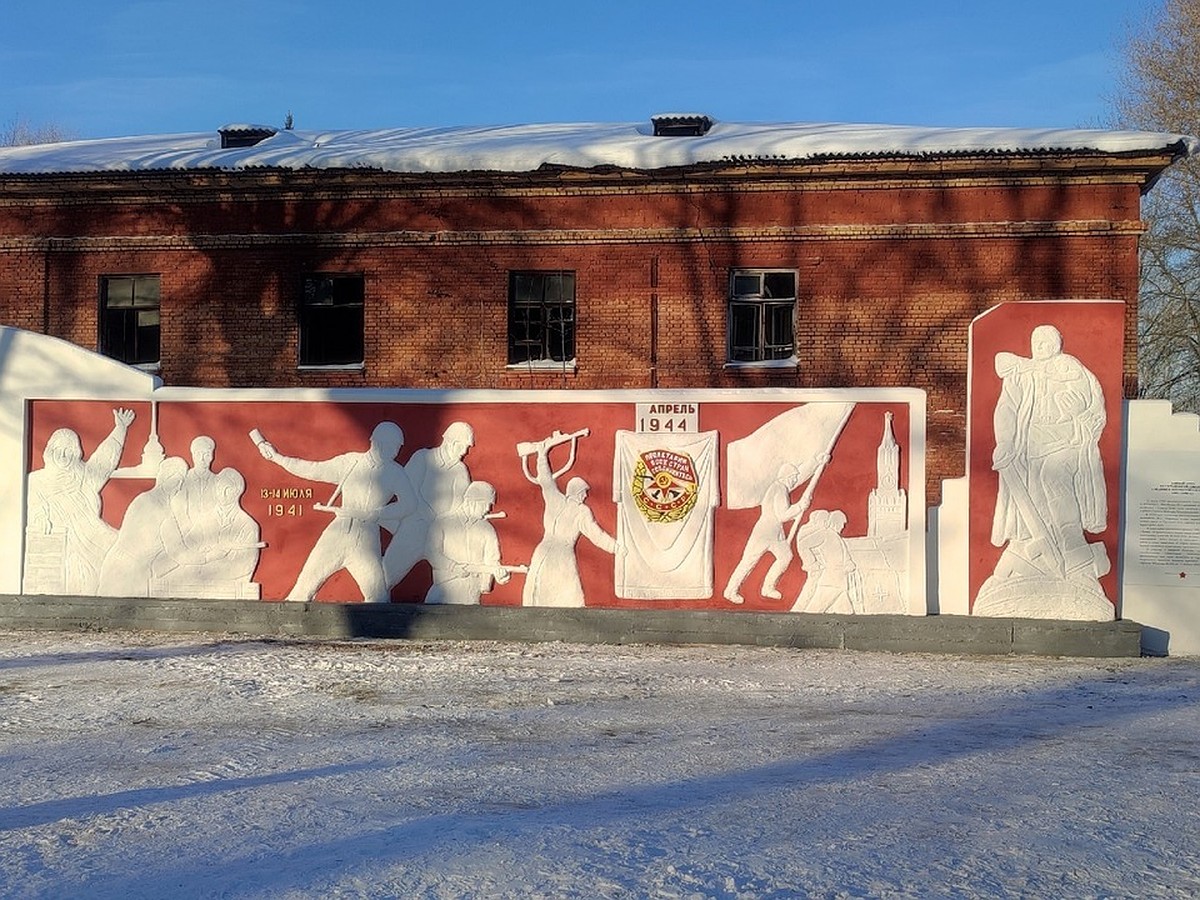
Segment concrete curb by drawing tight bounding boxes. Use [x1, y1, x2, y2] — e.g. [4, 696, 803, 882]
[0, 595, 1144, 657]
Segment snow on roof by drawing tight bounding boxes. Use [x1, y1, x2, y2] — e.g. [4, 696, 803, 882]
[0, 119, 1194, 176]
[217, 123, 279, 134]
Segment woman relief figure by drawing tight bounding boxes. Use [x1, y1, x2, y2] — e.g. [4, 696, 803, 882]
[518, 429, 618, 608]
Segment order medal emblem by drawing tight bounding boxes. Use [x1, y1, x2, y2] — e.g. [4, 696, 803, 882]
[632, 450, 699, 523]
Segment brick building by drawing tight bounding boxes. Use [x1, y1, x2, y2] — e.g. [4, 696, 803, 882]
[0, 116, 1191, 500]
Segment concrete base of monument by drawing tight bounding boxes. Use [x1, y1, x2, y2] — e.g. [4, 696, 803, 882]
[0, 595, 1143, 658]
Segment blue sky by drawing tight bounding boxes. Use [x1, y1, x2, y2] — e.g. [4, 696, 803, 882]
[1, 0, 1158, 139]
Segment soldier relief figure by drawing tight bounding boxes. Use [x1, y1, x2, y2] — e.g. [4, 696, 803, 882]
[722, 462, 814, 605]
[384, 421, 475, 590]
[96, 456, 190, 596]
[426, 481, 525, 605]
[254, 419, 519, 606]
[254, 422, 416, 603]
[791, 509, 858, 614]
[975, 324, 1114, 620]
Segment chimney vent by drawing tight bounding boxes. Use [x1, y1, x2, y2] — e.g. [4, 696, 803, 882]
[218, 124, 278, 149]
[651, 114, 714, 137]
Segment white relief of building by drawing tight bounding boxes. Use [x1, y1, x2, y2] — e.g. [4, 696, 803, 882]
[974, 324, 1114, 621]
[868, 412, 907, 537]
[791, 412, 911, 615]
[112, 400, 165, 479]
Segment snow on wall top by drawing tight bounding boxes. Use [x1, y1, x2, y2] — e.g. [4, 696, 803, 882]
[0, 119, 1195, 176]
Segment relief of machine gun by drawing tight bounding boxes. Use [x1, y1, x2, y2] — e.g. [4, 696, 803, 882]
[517, 428, 590, 482]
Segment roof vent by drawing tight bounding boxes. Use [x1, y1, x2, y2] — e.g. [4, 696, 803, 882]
[218, 124, 278, 149]
[651, 114, 714, 137]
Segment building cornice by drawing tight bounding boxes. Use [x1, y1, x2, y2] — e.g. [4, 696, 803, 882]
[0, 219, 1147, 253]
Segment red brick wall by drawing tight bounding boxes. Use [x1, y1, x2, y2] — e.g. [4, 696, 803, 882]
[0, 177, 1142, 237]
[0, 164, 1151, 502]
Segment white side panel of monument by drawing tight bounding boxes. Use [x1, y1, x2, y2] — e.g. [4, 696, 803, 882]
[1121, 400, 1200, 655]
[0, 327, 160, 596]
[930, 475, 969, 616]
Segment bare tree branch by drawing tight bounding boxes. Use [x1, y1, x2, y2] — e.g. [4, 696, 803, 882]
[0, 115, 75, 147]
[1114, 0, 1200, 410]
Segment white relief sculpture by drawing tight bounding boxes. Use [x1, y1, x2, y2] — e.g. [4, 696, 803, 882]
[974, 324, 1114, 620]
[113, 400, 164, 479]
[154, 468, 264, 600]
[723, 403, 854, 605]
[23, 408, 136, 595]
[839, 412, 911, 614]
[724, 463, 816, 604]
[792, 510, 860, 613]
[788, 415, 911, 615]
[96, 457, 189, 597]
[426, 481, 526, 605]
[384, 421, 474, 589]
[613, 430, 720, 599]
[176, 436, 219, 533]
[518, 429, 618, 607]
[868, 412, 907, 537]
[254, 422, 417, 603]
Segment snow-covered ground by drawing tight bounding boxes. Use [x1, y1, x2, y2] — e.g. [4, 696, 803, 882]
[1, 631, 1197, 899]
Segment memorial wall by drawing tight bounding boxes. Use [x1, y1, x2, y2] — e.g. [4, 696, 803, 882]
[4, 327, 925, 613]
[4, 306, 1200, 653]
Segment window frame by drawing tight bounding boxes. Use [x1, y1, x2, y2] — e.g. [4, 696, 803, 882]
[507, 270, 577, 368]
[726, 268, 798, 366]
[98, 274, 161, 368]
[298, 272, 366, 369]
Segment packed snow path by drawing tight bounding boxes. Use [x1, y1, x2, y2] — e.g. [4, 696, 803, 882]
[1, 631, 1197, 898]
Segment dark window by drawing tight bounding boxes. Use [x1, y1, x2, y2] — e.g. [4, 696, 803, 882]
[508, 271, 576, 365]
[300, 274, 365, 366]
[727, 269, 797, 363]
[100, 275, 160, 365]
